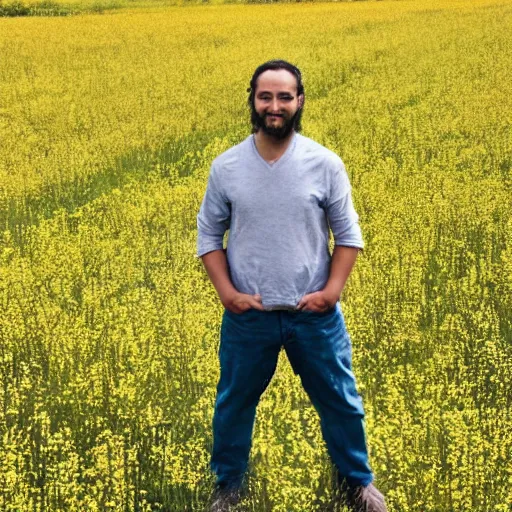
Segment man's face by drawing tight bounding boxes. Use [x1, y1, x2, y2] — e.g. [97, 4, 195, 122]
[253, 69, 304, 140]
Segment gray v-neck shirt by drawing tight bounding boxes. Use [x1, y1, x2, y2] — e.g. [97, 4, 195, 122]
[196, 132, 364, 310]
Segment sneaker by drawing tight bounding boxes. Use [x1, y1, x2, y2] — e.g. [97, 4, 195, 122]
[209, 487, 242, 512]
[338, 482, 387, 512]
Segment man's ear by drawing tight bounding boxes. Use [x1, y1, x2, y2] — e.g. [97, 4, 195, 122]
[298, 94, 304, 109]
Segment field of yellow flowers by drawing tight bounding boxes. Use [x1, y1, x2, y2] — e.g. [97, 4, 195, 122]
[1, 0, 511, 510]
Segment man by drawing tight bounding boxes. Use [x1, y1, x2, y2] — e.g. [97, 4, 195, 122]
[196, 60, 387, 512]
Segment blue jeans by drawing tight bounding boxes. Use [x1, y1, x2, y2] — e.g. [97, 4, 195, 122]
[211, 302, 374, 490]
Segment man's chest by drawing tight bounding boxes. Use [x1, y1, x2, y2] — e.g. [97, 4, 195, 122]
[224, 164, 329, 220]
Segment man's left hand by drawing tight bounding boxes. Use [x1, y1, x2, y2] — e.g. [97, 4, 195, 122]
[296, 290, 338, 313]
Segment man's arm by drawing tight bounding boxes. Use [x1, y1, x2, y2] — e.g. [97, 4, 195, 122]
[197, 166, 261, 313]
[201, 249, 264, 314]
[296, 246, 360, 312]
[323, 245, 360, 303]
[297, 158, 365, 312]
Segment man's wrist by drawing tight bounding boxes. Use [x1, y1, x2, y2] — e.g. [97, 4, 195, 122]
[321, 287, 341, 306]
[219, 288, 239, 306]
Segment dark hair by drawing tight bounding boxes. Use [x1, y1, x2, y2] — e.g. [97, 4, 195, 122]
[247, 59, 305, 134]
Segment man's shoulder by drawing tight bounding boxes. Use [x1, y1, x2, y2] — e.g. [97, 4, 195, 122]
[295, 133, 344, 169]
[211, 135, 252, 173]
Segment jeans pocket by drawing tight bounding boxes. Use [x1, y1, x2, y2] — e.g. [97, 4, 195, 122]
[224, 307, 258, 317]
[305, 304, 337, 317]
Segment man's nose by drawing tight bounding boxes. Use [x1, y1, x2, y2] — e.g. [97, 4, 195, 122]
[270, 98, 280, 112]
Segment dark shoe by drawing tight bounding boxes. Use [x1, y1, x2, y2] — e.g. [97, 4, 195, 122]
[337, 482, 387, 512]
[209, 487, 242, 512]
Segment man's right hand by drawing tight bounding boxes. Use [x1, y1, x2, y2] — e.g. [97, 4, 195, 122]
[200, 250, 264, 314]
[222, 292, 265, 314]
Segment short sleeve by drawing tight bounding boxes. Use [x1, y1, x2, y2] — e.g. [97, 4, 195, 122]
[196, 164, 231, 258]
[325, 159, 364, 251]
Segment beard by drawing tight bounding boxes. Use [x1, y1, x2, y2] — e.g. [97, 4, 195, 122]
[253, 108, 300, 140]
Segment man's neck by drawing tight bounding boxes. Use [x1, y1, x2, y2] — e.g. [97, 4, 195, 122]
[254, 130, 296, 164]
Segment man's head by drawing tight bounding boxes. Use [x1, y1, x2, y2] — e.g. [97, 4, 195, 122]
[247, 60, 305, 139]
